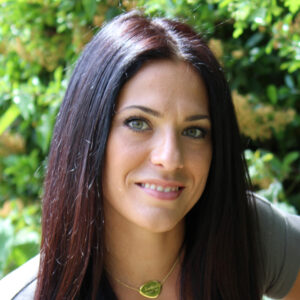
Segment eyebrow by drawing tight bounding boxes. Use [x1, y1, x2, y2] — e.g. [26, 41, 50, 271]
[120, 105, 210, 121]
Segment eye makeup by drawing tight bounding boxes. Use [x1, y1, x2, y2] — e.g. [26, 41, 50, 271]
[123, 115, 152, 132]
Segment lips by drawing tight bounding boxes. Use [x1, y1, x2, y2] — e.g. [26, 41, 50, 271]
[136, 180, 185, 200]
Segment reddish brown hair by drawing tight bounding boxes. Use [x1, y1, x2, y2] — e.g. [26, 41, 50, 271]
[35, 11, 262, 300]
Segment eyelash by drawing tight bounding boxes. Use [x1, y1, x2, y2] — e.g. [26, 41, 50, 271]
[124, 116, 151, 132]
[124, 116, 208, 139]
[182, 127, 208, 139]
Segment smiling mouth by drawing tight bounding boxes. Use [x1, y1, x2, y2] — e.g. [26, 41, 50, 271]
[136, 183, 185, 193]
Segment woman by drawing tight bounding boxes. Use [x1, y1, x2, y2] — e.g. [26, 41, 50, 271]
[2, 10, 299, 300]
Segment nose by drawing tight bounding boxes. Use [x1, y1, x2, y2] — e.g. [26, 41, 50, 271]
[150, 130, 184, 171]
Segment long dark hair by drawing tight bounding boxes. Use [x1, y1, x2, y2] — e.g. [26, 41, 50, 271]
[35, 11, 263, 300]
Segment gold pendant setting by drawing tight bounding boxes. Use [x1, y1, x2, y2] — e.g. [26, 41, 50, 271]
[139, 280, 162, 298]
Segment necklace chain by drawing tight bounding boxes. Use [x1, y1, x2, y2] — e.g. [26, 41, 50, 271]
[107, 255, 180, 297]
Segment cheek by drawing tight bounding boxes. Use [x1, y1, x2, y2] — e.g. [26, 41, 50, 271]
[103, 133, 149, 183]
[187, 142, 212, 171]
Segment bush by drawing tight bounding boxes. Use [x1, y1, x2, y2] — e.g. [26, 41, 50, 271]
[0, 0, 299, 278]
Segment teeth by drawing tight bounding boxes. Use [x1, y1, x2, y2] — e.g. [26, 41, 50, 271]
[140, 183, 181, 192]
[157, 186, 163, 192]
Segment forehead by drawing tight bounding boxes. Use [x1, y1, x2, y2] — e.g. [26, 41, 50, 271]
[117, 59, 209, 114]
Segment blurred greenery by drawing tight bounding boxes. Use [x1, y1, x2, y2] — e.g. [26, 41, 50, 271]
[0, 2, 299, 293]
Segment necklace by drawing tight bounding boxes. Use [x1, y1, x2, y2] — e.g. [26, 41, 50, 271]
[107, 256, 179, 299]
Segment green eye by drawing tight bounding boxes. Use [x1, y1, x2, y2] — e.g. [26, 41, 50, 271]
[125, 118, 150, 131]
[183, 127, 206, 139]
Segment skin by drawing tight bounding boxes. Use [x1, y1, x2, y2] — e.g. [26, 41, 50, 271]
[103, 59, 212, 299]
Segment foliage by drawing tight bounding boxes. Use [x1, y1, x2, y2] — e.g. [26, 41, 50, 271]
[0, 0, 299, 279]
[245, 149, 299, 213]
[0, 200, 40, 278]
[232, 90, 296, 141]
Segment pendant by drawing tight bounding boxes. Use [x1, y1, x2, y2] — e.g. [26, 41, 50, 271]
[139, 280, 162, 298]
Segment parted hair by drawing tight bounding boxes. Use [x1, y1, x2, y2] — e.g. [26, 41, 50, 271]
[35, 11, 263, 300]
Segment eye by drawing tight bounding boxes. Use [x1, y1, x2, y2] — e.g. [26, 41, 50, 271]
[182, 127, 207, 139]
[124, 117, 150, 131]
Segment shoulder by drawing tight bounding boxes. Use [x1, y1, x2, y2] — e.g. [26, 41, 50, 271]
[253, 194, 300, 298]
[0, 254, 39, 300]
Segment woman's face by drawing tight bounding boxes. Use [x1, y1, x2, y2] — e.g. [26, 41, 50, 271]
[103, 59, 212, 233]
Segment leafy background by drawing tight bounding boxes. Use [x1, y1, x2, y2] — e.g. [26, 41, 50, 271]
[0, 1, 299, 297]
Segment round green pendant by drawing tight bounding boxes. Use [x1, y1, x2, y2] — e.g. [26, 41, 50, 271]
[139, 280, 162, 298]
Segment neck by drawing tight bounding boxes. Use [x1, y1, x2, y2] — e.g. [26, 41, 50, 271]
[104, 209, 184, 289]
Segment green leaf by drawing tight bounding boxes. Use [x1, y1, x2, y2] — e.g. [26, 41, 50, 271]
[267, 85, 277, 104]
[82, 0, 97, 21]
[284, 0, 300, 13]
[246, 33, 264, 48]
[284, 74, 295, 89]
[0, 104, 20, 135]
[219, 0, 232, 9]
[233, 27, 243, 38]
[262, 153, 274, 162]
[258, 180, 283, 202]
[283, 151, 300, 167]
[105, 7, 122, 21]
[14, 92, 35, 120]
[0, 219, 14, 278]
[8, 243, 39, 268]
[36, 113, 55, 153]
[252, 7, 267, 26]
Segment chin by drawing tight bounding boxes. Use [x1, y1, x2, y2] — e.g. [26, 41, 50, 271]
[135, 213, 184, 234]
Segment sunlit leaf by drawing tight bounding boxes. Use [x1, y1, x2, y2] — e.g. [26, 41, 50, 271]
[0, 104, 20, 135]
